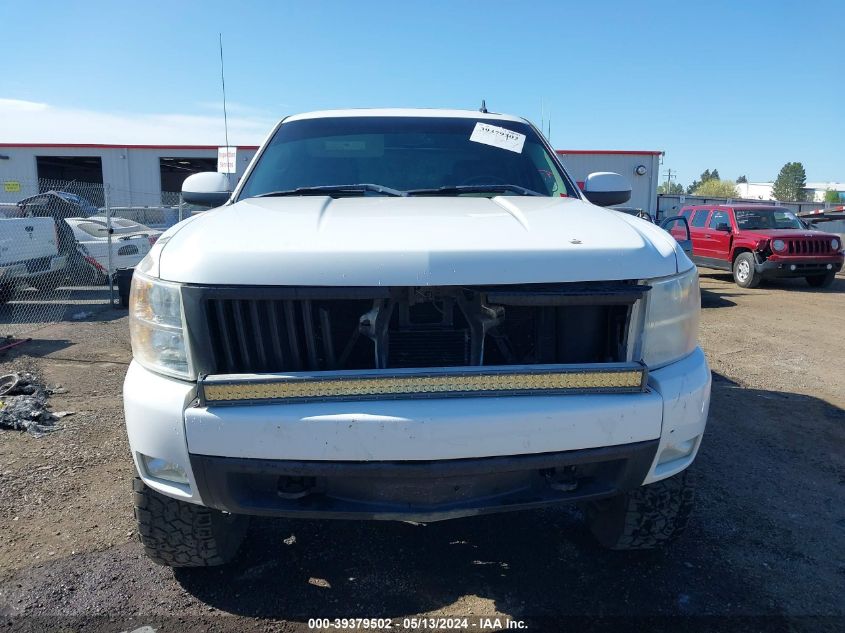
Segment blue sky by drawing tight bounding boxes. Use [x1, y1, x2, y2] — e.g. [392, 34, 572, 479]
[2, 0, 843, 186]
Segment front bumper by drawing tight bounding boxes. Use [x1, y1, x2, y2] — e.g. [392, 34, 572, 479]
[189, 441, 658, 521]
[123, 348, 711, 517]
[755, 256, 842, 278]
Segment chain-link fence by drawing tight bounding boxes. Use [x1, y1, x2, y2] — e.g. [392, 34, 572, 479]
[0, 179, 191, 340]
[656, 194, 836, 222]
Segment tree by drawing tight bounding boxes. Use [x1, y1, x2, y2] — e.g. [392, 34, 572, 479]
[771, 162, 807, 201]
[824, 188, 841, 203]
[693, 179, 739, 197]
[687, 168, 720, 194]
[658, 181, 685, 194]
[736, 175, 748, 183]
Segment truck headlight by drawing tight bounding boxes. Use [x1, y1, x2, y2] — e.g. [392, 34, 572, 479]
[129, 272, 193, 379]
[640, 266, 700, 369]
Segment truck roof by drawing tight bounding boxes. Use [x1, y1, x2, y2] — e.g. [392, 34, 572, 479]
[284, 108, 527, 124]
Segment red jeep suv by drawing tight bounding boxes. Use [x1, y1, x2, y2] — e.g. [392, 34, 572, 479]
[674, 204, 843, 288]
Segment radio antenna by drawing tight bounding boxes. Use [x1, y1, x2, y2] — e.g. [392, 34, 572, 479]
[219, 33, 231, 186]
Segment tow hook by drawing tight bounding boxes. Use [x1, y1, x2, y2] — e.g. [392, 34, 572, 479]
[543, 466, 579, 492]
[277, 476, 316, 499]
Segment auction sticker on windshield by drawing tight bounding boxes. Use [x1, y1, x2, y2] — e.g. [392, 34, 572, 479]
[469, 122, 526, 153]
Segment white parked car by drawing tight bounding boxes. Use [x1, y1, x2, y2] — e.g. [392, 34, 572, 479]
[125, 109, 710, 567]
[65, 216, 161, 281]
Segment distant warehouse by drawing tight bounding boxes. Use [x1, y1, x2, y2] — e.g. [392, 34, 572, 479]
[0, 143, 662, 211]
[0, 143, 259, 207]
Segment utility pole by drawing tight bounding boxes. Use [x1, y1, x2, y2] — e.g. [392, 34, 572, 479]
[662, 168, 676, 193]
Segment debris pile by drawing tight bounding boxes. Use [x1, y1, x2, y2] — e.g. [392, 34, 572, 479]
[0, 372, 73, 437]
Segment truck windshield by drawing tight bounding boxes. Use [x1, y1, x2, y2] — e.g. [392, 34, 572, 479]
[735, 209, 804, 230]
[238, 116, 578, 199]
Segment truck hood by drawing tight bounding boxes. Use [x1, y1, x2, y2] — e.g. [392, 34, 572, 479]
[158, 195, 682, 285]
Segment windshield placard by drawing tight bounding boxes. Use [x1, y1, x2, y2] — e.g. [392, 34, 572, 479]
[469, 122, 526, 154]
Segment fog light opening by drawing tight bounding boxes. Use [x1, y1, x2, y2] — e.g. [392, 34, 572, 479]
[789, 264, 797, 271]
[657, 438, 697, 466]
[141, 454, 190, 485]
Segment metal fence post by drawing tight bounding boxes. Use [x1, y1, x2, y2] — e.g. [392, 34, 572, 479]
[105, 185, 115, 307]
[179, 193, 185, 222]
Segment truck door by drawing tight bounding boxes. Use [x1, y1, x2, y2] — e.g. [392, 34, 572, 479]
[660, 216, 692, 256]
[689, 209, 711, 258]
[669, 209, 693, 242]
[705, 210, 732, 261]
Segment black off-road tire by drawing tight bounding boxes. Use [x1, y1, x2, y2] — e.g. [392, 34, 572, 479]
[133, 477, 249, 567]
[732, 252, 761, 288]
[805, 271, 835, 288]
[585, 469, 694, 550]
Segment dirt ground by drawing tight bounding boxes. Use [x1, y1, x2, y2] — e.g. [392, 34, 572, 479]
[0, 272, 843, 632]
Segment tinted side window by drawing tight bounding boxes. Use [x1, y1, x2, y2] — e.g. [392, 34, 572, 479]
[691, 210, 710, 227]
[708, 210, 730, 228]
[680, 209, 692, 220]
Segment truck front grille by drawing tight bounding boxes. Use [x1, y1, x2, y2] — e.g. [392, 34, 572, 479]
[786, 238, 833, 255]
[184, 283, 647, 376]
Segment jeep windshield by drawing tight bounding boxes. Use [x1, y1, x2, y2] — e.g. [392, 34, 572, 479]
[237, 116, 578, 200]
[735, 209, 804, 230]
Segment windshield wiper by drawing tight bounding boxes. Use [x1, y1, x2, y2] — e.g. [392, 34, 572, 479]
[254, 184, 407, 198]
[406, 184, 544, 197]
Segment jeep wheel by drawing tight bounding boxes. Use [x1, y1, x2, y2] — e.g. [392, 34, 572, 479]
[732, 252, 761, 288]
[133, 477, 248, 567]
[585, 469, 694, 550]
[805, 271, 835, 288]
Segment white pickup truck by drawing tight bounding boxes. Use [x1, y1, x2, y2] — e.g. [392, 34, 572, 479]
[0, 216, 67, 301]
[125, 109, 710, 567]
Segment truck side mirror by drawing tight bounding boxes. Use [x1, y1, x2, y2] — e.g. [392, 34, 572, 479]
[582, 172, 631, 207]
[660, 216, 693, 255]
[716, 222, 731, 232]
[182, 172, 232, 208]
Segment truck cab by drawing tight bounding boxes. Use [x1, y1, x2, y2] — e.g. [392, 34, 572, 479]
[677, 204, 843, 288]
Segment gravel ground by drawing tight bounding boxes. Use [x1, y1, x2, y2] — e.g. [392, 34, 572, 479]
[0, 272, 843, 632]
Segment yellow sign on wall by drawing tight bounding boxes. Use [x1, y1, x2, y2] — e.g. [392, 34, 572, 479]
[3, 181, 21, 193]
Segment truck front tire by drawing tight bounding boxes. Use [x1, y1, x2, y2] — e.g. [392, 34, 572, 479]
[585, 469, 694, 550]
[133, 477, 248, 567]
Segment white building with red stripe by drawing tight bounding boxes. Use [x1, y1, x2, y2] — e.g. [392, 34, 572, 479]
[1, 143, 663, 211]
